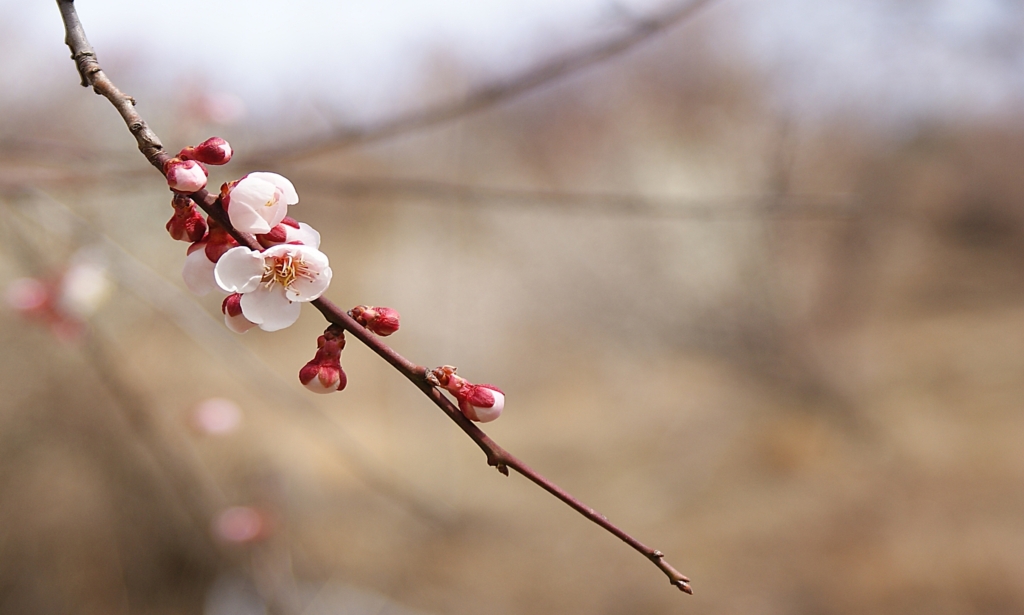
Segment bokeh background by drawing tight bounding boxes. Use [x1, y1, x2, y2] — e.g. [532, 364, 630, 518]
[2, 1, 1023, 614]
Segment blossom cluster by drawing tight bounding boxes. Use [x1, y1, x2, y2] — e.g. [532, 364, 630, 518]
[161, 137, 503, 415]
[166, 139, 331, 333]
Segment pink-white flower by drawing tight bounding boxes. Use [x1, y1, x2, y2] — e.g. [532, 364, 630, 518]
[214, 244, 332, 331]
[165, 158, 208, 193]
[222, 172, 298, 235]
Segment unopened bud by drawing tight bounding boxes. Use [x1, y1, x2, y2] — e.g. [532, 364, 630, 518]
[350, 305, 400, 336]
[299, 325, 347, 394]
[457, 384, 504, 423]
[166, 194, 208, 242]
[180, 136, 233, 165]
[222, 293, 257, 333]
[164, 157, 208, 193]
[427, 366, 504, 423]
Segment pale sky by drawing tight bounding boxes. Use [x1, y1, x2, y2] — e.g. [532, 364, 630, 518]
[2, 0, 1022, 130]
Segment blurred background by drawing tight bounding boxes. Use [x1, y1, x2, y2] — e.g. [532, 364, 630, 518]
[1, 0, 1023, 613]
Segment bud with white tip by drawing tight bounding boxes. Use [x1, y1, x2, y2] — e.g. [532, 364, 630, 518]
[299, 325, 347, 393]
[428, 365, 504, 423]
[180, 136, 233, 166]
[164, 157, 208, 193]
[222, 293, 257, 333]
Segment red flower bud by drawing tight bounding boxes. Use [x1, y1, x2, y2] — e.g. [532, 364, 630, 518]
[427, 366, 504, 423]
[166, 194, 208, 242]
[179, 136, 233, 165]
[299, 326, 348, 394]
[350, 305, 400, 336]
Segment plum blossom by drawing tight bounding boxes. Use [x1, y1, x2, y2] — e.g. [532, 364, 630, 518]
[214, 243, 332, 331]
[221, 172, 298, 235]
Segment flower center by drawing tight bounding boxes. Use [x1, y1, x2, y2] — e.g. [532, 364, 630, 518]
[263, 253, 313, 289]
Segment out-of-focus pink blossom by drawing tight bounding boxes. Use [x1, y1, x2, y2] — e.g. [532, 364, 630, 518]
[213, 506, 269, 544]
[190, 397, 242, 435]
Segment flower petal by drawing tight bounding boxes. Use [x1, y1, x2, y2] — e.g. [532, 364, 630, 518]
[286, 222, 321, 248]
[215, 247, 264, 293]
[182, 246, 218, 296]
[240, 286, 302, 331]
[248, 172, 298, 205]
[227, 176, 277, 234]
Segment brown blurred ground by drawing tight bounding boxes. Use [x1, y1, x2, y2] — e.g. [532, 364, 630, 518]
[1, 11, 1024, 615]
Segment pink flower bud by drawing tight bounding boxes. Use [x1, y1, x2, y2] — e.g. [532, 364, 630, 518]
[166, 194, 208, 242]
[179, 137, 233, 165]
[222, 293, 257, 334]
[164, 157, 208, 193]
[427, 366, 504, 423]
[299, 326, 347, 394]
[350, 305, 400, 336]
[457, 384, 504, 423]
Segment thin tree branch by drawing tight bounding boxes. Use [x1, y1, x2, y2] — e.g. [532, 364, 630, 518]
[57, 0, 692, 593]
[294, 174, 857, 220]
[247, 0, 718, 165]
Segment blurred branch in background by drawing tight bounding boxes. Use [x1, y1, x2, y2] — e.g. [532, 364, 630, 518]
[249, 0, 718, 164]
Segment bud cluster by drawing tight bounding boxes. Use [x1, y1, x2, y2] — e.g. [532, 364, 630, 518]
[160, 138, 503, 417]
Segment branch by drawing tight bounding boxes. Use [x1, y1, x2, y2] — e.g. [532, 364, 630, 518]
[247, 0, 717, 164]
[293, 174, 857, 220]
[57, 0, 692, 594]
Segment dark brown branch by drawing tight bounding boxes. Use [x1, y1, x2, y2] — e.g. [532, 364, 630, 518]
[57, 0, 692, 594]
[248, 0, 717, 164]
